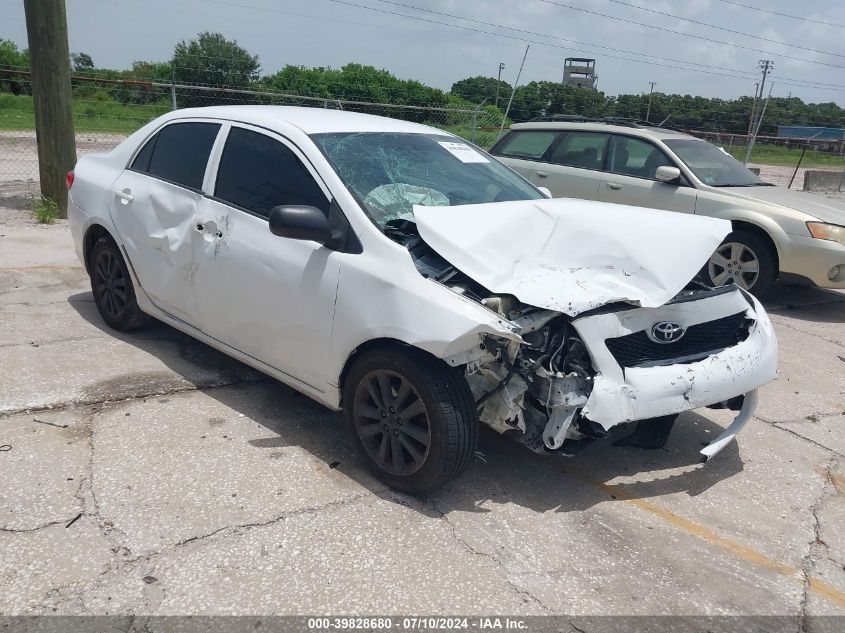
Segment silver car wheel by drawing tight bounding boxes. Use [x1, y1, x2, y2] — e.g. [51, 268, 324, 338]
[708, 242, 760, 290]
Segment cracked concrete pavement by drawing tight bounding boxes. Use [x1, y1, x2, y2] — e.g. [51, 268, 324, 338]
[1, 208, 844, 620]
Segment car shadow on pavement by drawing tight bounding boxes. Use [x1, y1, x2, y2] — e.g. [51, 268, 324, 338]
[437, 416, 745, 515]
[68, 292, 746, 519]
[763, 284, 845, 323]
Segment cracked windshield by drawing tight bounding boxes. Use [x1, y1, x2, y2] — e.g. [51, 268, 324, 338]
[311, 132, 543, 229]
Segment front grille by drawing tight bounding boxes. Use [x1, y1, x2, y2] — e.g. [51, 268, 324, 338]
[605, 312, 752, 368]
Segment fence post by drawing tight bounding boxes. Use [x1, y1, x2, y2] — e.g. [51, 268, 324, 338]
[170, 71, 177, 110]
[23, 0, 76, 217]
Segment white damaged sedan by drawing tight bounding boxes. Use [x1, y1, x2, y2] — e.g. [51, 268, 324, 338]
[68, 106, 778, 492]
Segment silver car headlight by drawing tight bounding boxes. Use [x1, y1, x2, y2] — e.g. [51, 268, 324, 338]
[807, 222, 845, 247]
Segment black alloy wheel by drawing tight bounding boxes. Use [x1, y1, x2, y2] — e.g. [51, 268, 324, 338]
[93, 248, 127, 320]
[353, 369, 432, 476]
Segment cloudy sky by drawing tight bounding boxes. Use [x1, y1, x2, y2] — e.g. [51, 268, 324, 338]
[3, 0, 844, 104]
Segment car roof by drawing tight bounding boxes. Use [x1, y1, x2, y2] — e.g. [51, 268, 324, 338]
[162, 105, 450, 136]
[509, 120, 695, 141]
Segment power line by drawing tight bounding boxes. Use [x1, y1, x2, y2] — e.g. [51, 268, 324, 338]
[712, 0, 845, 29]
[365, 0, 845, 92]
[199, 0, 753, 81]
[604, 0, 845, 59]
[537, 0, 845, 70]
[201, 0, 845, 94]
[365, 0, 767, 79]
[346, 0, 845, 92]
[368, 0, 764, 79]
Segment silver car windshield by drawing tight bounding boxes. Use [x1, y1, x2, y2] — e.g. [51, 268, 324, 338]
[311, 132, 544, 229]
[664, 139, 767, 187]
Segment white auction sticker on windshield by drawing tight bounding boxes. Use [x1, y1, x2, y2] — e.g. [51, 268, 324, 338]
[438, 141, 490, 163]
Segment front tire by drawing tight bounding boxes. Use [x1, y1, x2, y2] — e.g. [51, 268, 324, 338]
[343, 347, 478, 493]
[704, 230, 776, 296]
[89, 236, 149, 331]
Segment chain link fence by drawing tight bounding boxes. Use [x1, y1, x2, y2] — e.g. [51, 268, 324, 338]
[0, 72, 500, 193]
[1, 70, 842, 195]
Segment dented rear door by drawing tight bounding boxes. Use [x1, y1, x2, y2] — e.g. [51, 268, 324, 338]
[109, 120, 222, 323]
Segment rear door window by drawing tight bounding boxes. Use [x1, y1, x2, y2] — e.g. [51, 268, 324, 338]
[608, 135, 674, 179]
[494, 130, 560, 159]
[214, 127, 329, 218]
[131, 122, 221, 190]
[547, 132, 609, 170]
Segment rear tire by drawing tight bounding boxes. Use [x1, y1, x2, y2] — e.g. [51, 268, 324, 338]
[89, 236, 149, 331]
[343, 346, 478, 493]
[703, 230, 776, 297]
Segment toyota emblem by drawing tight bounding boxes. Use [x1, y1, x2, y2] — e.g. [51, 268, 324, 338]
[650, 321, 686, 344]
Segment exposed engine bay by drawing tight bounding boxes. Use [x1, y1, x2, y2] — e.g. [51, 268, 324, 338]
[387, 215, 777, 459]
[388, 218, 613, 454]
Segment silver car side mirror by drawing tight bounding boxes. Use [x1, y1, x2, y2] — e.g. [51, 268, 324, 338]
[655, 166, 682, 184]
[537, 186, 553, 198]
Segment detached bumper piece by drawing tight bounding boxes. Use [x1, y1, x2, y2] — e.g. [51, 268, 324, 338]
[700, 389, 757, 461]
[607, 389, 757, 459]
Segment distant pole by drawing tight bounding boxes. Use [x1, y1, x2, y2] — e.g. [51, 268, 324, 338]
[495, 62, 505, 108]
[745, 82, 774, 165]
[500, 45, 529, 134]
[23, 0, 76, 217]
[747, 81, 760, 142]
[744, 60, 772, 164]
[646, 81, 657, 123]
[756, 61, 772, 116]
[171, 68, 177, 110]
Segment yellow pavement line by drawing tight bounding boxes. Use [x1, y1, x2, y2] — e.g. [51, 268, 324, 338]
[571, 472, 845, 608]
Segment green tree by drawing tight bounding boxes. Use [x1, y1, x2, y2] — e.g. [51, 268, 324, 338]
[260, 63, 451, 121]
[171, 32, 260, 105]
[71, 52, 94, 73]
[171, 32, 260, 87]
[0, 39, 30, 94]
[450, 76, 512, 106]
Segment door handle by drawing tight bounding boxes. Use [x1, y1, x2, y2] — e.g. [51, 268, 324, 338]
[536, 171, 549, 178]
[115, 189, 134, 204]
[606, 182, 623, 190]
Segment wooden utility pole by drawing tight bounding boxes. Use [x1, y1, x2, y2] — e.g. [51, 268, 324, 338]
[646, 81, 657, 123]
[24, 0, 76, 217]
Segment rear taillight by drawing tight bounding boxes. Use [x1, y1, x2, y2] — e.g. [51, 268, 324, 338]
[66, 170, 74, 190]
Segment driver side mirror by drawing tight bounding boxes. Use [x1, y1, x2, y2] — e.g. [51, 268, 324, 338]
[268, 202, 362, 254]
[655, 165, 682, 184]
[269, 205, 332, 243]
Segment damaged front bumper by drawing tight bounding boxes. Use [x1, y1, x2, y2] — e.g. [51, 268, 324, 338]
[700, 388, 758, 460]
[572, 287, 777, 424]
[467, 285, 778, 461]
[574, 287, 776, 459]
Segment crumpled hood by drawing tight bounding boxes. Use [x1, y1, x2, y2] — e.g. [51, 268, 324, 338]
[718, 185, 845, 225]
[413, 198, 731, 316]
